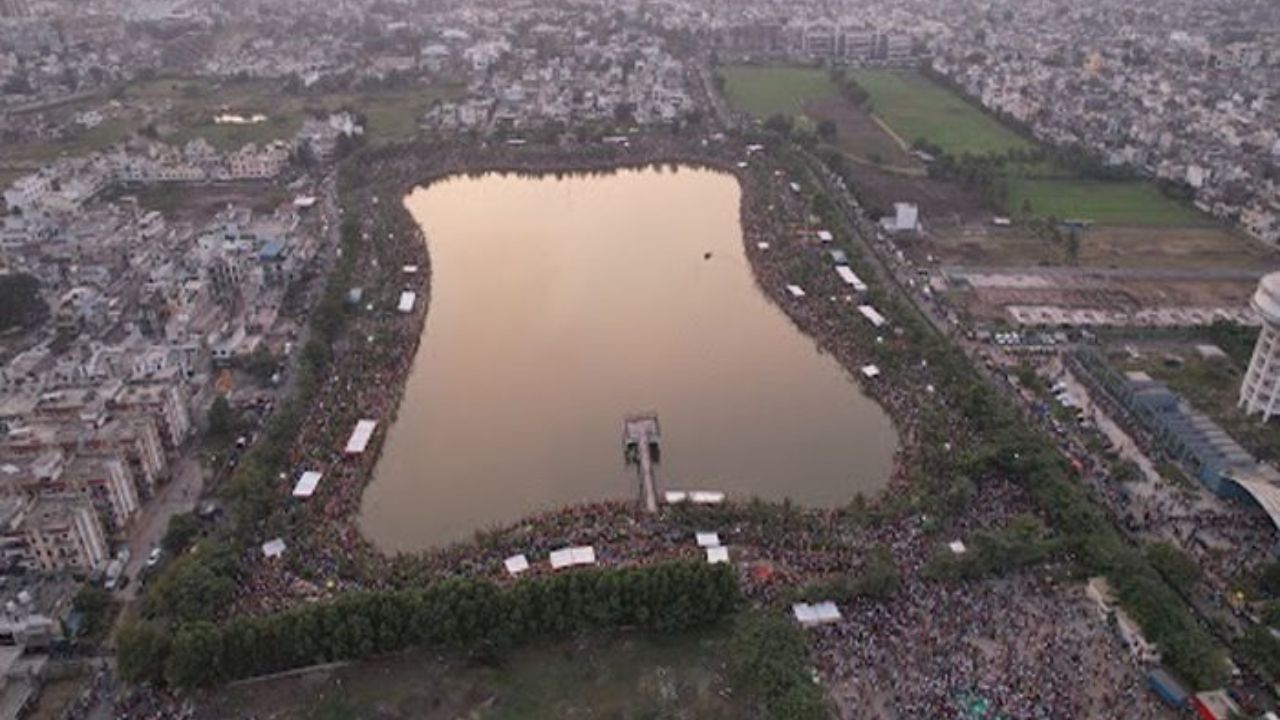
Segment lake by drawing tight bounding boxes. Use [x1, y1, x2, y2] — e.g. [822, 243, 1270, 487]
[359, 167, 898, 551]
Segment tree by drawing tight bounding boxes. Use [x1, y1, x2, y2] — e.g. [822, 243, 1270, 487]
[816, 119, 838, 142]
[118, 621, 172, 682]
[72, 586, 115, 641]
[240, 345, 278, 386]
[730, 611, 830, 720]
[161, 512, 201, 555]
[1145, 542, 1202, 594]
[0, 274, 47, 332]
[763, 113, 794, 137]
[207, 396, 233, 439]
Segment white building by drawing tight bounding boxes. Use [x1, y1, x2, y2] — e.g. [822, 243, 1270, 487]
[881, 202, 920, 233]
[1239, 272, 1280, 420]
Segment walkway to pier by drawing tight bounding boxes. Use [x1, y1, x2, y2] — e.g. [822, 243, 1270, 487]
[623, 414, 661, 513]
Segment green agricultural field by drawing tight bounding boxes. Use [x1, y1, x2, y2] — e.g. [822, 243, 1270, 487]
[851, 70, 1031, 157]
[719, 65, 839, 117]
[1007, 178, 1210, 226]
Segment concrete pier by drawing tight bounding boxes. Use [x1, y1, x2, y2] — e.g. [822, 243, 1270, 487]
[623, 413, 661, 513]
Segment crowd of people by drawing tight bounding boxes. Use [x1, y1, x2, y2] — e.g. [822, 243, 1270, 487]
[814, 573, 1172, 719]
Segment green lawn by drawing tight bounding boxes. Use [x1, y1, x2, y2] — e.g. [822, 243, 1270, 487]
[1008, 178, 1210, 226]
[851, 70, 1031, 156]
[198, 629, 750, 720]
[720, 65, 839, 117]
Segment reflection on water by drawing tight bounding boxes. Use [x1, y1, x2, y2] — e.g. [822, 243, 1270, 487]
[359, 167, 898, 551]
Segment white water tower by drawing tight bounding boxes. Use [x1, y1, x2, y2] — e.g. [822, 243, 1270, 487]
[1239, 272, 1280, 421]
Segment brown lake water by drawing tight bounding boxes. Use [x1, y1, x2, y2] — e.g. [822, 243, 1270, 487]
[359, 167, 898, 551]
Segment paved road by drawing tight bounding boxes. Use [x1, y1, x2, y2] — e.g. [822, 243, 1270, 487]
[115, 456, 205, 601]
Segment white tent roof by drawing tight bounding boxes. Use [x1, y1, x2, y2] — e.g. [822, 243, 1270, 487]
[504, 554, 529, 576]
[786, 284, 806, 298]
[695, 532, 720, 548]
[706, 546, 730, 564]
[793, 601, 841, 626]
[857, 305, 887, 328]
[292, 470, 323, 498]
[861, 365, 881, 379]
[402, 264, 419, 274]
[948, 540, 967, 555]
[397, 291, 417, 313]
[793, 603, 820, 626]
[261, 538, 286, 558]
[816, 230, 834, 242]
[836, 266, 868, 292]
[664, 491, 688, 504]
[812, 601, 842, 623]
[344, 419, 378, 454]
[690, 491, 725, 505]
[756, 241, 770, 250]
[549, 546, 596, 570]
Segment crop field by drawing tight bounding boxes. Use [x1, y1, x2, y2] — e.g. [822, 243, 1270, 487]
[1006, 178, 1211, 227]
[850, 70, 1031, 157]
[196, 629, 748, 720]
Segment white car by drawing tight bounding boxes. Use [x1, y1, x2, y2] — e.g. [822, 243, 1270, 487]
[146, 548, 162, 567]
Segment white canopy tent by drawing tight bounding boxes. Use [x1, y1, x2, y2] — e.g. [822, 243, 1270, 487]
[262, 538, 287, 559]
[690, 491, 725, 505]
[397, 291, 417, 313]
[504, 554, 530, 576]
[292, 471, 323, 498]
[857, 305, 887, 328]
[344, 420, 378, 454]
[786, 284, 807, 298]
[835, 266, 868, 292]
[793, 601, 842, 626]
[549, 546, 597, 570]
[695, 532, 721, 548]
[706, 546, 730, 564]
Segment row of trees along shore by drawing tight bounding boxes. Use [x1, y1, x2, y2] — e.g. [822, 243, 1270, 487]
[120, 561, 739, 688]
